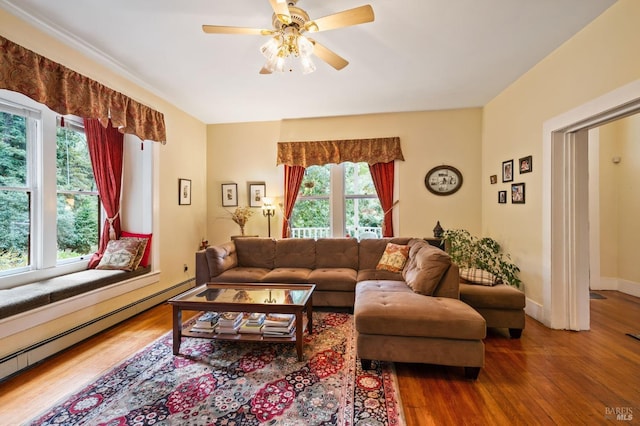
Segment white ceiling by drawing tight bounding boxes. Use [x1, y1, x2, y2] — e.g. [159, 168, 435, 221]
[1, 0, 616, 124]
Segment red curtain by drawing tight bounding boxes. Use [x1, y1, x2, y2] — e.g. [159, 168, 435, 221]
[281, 165, 306, 238]
[369, 161, 395, 237]
[84, 118, 124, 268]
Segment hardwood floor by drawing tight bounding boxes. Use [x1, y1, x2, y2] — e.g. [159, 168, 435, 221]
[0, 291, 638, 425]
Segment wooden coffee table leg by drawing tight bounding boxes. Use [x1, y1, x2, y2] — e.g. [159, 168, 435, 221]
[295, 312, 304, 361]
[172, 305, 182, 355]
[306, 300, 313, 334]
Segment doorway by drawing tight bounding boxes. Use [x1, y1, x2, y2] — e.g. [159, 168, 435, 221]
[542, 79, 640, 330]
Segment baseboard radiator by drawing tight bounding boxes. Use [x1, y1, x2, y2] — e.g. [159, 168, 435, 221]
[0, 277, 195, 382]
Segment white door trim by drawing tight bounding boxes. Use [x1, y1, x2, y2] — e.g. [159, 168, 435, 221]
[542, 79, 640, 330]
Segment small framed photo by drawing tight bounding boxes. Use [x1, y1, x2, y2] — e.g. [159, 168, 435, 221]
[178, 178, 191, 205]
[519, 155, 532, 174]
[490, 175, 497, 184]
[511, 183, 525, 204]
[221, 183, 238, 207]
[502, 160, 514, 183]
[498, 191, 507, 204]
[248, 182, 266, 207]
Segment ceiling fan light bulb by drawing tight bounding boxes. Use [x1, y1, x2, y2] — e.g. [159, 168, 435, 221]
[301, 56, 316, 74]
[297, 35, 314, 57]
[275, 56, 286, 72]
[264, 54, 279, 72]
[260, 37, 280, 59]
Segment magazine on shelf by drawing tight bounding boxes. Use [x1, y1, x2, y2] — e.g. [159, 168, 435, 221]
[196, 311, 219, 328]
[217, 321, 243, 334]
[190, 324, 216, 334]
[263, 326, 296, 337]
[239, 321, 264, 334]
[263, 313, 295, 327]
[246, 312, 266, 325]
[218, 312, 243, 328]
[263, 318, 296, 334]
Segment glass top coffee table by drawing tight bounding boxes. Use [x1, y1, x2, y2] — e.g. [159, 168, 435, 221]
[168, 283, 315, 361]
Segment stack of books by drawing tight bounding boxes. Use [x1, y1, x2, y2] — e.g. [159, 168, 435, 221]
[217, 311, 243, 334]
[190, 311, 219, 334]
[239, 312, 266, 334]
[262, 313, 296, 337]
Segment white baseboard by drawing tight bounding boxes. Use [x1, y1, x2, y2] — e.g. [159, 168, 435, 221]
[524, 297, 543, 324]
[0, 275, 195, 382]
[592, 277, 640, 298]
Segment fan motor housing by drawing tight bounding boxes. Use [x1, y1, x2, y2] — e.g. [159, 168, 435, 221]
[273, 6, 309, 30]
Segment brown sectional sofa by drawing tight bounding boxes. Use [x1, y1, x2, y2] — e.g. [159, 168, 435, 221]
[195, 237, 486, 379]
[459, 282, 526, 338]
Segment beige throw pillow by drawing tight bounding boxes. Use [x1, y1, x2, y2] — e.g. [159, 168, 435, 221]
[460, 267, 500, 286]
[96, 239, 143, 271]
[121, 236, 149, 270]
[402, 242, 451, 295]
[376, 243, 409, 272]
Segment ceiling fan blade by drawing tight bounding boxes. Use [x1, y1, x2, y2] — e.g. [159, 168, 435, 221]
[202, 25, 274, 36]
[269, 0, 292, 25]
[259, 66, 273, 74]
[311, 40, 349, 70]
[304, 5, 374, 33]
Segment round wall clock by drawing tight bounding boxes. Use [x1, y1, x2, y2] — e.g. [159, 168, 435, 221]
[424, 165, 463, 196]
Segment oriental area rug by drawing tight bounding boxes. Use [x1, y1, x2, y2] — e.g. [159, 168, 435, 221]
[29, 312, 404, 426]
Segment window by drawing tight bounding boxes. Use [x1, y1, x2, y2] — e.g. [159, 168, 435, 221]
[56, 120, 99, 262]
[0, 92, 99, 278]
[0, 108, 33, 273]
[290, 162, 383, 239]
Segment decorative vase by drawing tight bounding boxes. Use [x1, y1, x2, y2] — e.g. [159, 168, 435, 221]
[239, 224, 245, 236]
[433, 221, 444, 238]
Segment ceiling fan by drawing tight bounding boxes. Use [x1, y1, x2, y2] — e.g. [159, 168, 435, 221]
[202, 0, 375, 74]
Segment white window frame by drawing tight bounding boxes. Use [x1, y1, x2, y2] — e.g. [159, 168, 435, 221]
[294, 162, 381, 238]
[0, 91, 93, 287]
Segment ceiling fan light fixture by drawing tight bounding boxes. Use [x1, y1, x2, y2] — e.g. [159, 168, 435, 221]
[297, 34, 314, 57]
[260, 36, 280, 59]
[274, 56, 287, 73]
[300, 55, 316, 74]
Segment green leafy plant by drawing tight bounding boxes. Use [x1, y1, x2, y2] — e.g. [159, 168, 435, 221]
[441, 229, 521, 288]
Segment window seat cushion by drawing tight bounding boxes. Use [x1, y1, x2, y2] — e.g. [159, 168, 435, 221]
[0, 266, 151, 320]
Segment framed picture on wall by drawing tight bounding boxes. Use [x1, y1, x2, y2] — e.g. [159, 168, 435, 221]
[498, 191, 507, 204]
[502, 160, 514, 183]
[511, 183, 525, 204]
[178, 178, 191, 205]
[221, 183, 238, 207]
[519, 155, 533, 173]
[248, 182, 266, 207]
[490, 175, 498, 184]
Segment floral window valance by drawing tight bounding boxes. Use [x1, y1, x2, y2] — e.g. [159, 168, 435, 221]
[277, 137, 404, 167]
[0, 35, 166, 143]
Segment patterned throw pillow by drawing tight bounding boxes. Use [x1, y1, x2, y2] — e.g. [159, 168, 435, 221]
[96, 239, 144, 271]
[459, 267, 500, 286]
[121, 236, 149, 270]
[121, 231, 152, 267]
[376, 243, 410, 272]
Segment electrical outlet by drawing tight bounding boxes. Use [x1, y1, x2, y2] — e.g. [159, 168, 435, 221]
[183, 264, 188, 272]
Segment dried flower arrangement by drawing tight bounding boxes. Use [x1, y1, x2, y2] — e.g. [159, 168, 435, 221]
[229, 206, 254, 235]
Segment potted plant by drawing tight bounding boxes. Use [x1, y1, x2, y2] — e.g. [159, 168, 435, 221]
[441, 229, 521, 288]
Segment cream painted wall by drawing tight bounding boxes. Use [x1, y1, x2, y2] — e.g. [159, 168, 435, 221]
[598, 122, 620, 278]
[482, 0, 640, 304]
[600, 115, 640, 283]
[0, 10, 207, 355]
[207, 121, 283, 242]
[617, 115, 640, 283]
[206, 109, 483, 245]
